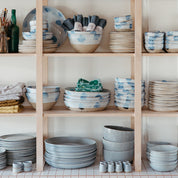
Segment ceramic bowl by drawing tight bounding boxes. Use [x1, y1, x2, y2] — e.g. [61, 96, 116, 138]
[103, 138, 134, 151]
[26, 86, 60, 93]
[104, 149, 134, 162]
[26, 92, 59, 111]
[145, 32, 164, 38]
[68, 31, 102, 53]
[22, 32, 53, 40]
[114, 15, 132, 23]
[150, 145, 178, 155]
[103, 125, 134, 142]
[150, 163, 177, 172]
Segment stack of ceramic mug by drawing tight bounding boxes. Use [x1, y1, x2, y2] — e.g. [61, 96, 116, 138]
[144, 32, 165, 53]
[165, 31, 178, 52]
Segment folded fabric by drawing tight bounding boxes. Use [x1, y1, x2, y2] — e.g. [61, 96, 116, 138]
[0, 94, 23, 102]
[0, 82, 25, 95]
[0, 96, 24, 107]
[75, 78, 103, 92]
[0, 105, 23, 113]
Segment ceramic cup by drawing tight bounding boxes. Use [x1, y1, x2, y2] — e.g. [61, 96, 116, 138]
[23, 161, 32, 172]
[99, 161, 107, 173]
[12, 162, 23, 174]
[107, 161, 115, 173]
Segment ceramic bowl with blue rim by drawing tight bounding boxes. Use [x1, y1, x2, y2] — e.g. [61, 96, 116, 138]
[26, 86, 60, 93]
[64, 94, 110, 100]
[114, 15, 132, 23]
[68, 31, 102, 53]
[22, 6, 67, 47]
[145, 32, 164, 38]
[22, 32, 53, 40]
[64, 97, 110, 103]
[114, 23, 132, 32]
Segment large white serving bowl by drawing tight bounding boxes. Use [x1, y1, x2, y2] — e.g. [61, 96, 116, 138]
[102, 138, 134, 151]
[68, 31, 102, 53]
[104, 149, 134, 162]
[26, 86, 60, 93]
[103, 125, 134, 142]
[26, 92, 59, 111]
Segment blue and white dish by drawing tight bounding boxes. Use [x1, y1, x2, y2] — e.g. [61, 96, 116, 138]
[114, 15, 132, 23]
[26, 86, 60, 93]
[145, 32, 164, 37]
[23, 6, 67, 47]
[22, 32, 53, 40]
[114, 23, 132, 31]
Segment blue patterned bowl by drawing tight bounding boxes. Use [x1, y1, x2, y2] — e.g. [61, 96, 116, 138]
[26, 86, 60, 93]
[68, 31, 102, 53]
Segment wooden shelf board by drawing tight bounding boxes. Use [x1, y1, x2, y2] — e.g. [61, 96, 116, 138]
[44, 53, 135, 57]
[0, 107, 36, 117]
[142, 53, 178, 56]
[0, 53, 36, 57]
[44, 106, 134, 117]
[142, 109, 178, 117]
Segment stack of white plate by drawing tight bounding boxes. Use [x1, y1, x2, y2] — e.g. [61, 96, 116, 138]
[165, 31, 178, 53]
[144, 32, 165, 53]
[64, 87, 110, 112]
[0, 147, 7, 170]
[115, 78, 145, 110]
[45, 137, 97, 169]
[110, 32, 134, 53]
[146, 141, 171, 160]
[103, 125, 134, 162]
[149, 145, 178, 172]
[19, 39, 58, 53]
[0, 134, 36, 165]
[149, 81, 178, 111]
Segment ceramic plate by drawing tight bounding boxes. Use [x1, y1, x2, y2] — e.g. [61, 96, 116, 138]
[23, 6, 67, 47]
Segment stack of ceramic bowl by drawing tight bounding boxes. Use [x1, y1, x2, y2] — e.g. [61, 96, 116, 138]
[149, 145, 178, 172]
[146, 141, 171, 160]
[0, 148, 7, 170]
[149, 81, 178, 111]
[19, 20, 58, 53]
[64, 87, 110, 112]
[45, 137, 97, 169]
[103, 125, 134, 162]
[165, 31, 178, 52]
[0, 134, 36, 165]
[114, 15, 132, 32]
[26, 86, 60, 111]
[114, 78, 145, 110]
[144, 32, 165, 53]
[110, 32, 134, 53]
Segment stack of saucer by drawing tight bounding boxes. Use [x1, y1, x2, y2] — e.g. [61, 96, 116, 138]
[144, 32, 165, 53]
[115, 78, 145, 110]
[165, 31, 178, 53]
[149, 80, 178, 111]
[19, 20, 57, 53]
[110, 32, 134, 53]
[114, 15, 132, 32]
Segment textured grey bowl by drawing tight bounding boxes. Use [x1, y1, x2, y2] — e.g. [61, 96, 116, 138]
[103, 138, 134, 151]
[103, 125, 134, 142]
[104, 149, 134, 162]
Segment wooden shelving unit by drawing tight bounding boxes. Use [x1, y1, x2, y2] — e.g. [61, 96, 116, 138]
[1, 0, 177, 175]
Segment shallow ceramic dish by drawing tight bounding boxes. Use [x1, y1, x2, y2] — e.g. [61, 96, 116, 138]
[103, 138, 134, 151]
[26, 86, 60, 93]
[104, 149, 134, 162]
[145, 32, 164, 37]
[103, 125, 134, 142]
[22, 32, 53, 40]
[114, 15, 131, 23]
[64, 94, 110, 100]
[150, 145, 178, 155]
[23, 6, 66, 47]
[150, 163, 177, 172]
[68, 31, 102, 53]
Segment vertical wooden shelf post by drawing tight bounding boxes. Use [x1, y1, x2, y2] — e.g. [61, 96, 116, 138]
[134, 0, 142, 172]
[36, 0, 44, 171]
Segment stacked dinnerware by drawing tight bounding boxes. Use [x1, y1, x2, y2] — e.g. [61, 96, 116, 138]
[114, 15, 132, 32]
[114, 78, 145, 110]
[26, 86, 60, 111]
[148, 80, 178, 111]
[165, 31, 178, 52]
[19, 20, 58, 53]
[110, 32, 135, 53]
[45, 137, 97, 169]
[0, 133, 36, 165]
[0, 147, 7, 170]
[103, 125, 134, 162]
[64, 87, 110, 112]
[144, 32, 165, 53]
[149, 145, 178, 172]
[146, 141, 171, 160]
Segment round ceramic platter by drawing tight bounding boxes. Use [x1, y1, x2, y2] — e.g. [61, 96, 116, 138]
[0, 133, 35, 142]
[45, 149, 96, 159]
[23, 6, 66, 47]
[45, 137, 96, 149]
[149, 81, 178, 84]
[45, 158, 95, 169]
[0, 147, 6, 154]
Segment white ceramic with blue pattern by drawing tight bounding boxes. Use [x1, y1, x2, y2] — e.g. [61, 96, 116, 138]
[26, 86, 60, 93]
[65, 87, 110, 97]
[166, 31, 178, 36]
[115, 78, 145, 83]
[114, 24, 132, 31]
[64, 97, 109, 103]
[145, 32, 164, 37]
[22, 32, 53, 40]
[64, 94, 110, 100]
[114, 15, 131, 23]
[23, 6, 67, 47]
[68, 31, 102, 53]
